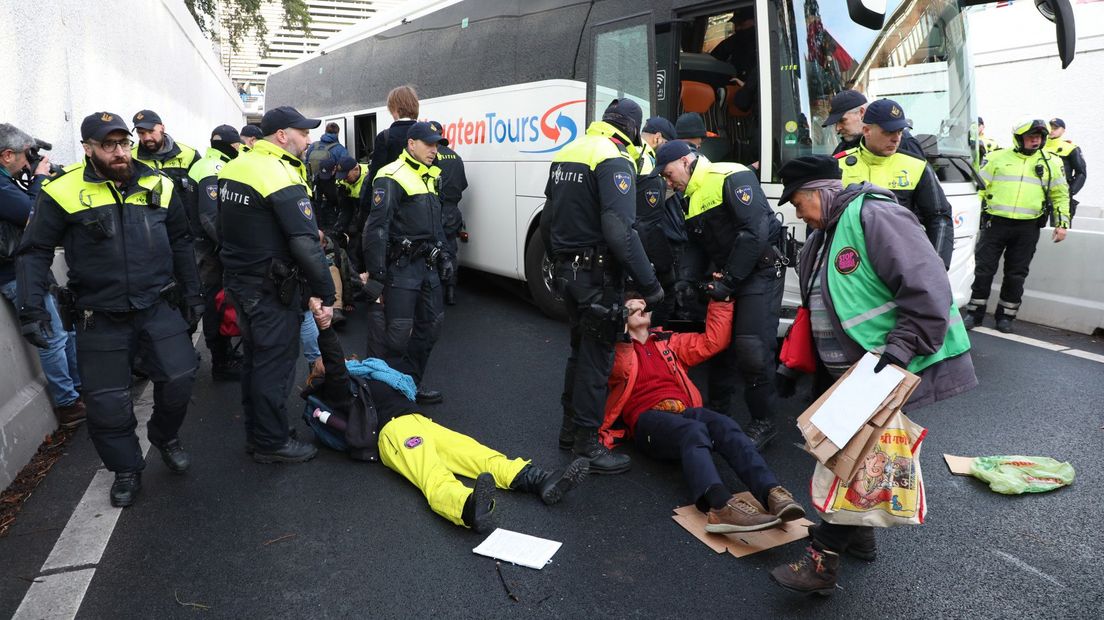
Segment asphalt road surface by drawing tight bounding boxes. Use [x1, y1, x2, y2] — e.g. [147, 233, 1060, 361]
[2, 272, 1101, 618]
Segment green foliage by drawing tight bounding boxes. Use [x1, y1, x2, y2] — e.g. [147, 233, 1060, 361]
[185, 0, 312, 56]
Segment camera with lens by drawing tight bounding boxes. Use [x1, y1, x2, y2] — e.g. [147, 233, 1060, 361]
[23, 138, 63, 179]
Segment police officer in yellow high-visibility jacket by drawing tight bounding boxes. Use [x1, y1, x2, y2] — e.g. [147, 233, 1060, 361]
[837, 99, 953, 269]
[1044, 118, 1086, 222]
[131, 109, 200, 196]
[16, 111, 203, 508]
[965, 118, 1069, 334]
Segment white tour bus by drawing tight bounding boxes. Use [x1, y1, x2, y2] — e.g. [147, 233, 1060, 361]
[266, 0, 1076, 319]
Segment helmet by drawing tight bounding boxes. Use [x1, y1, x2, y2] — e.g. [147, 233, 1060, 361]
[1011, 118, 1048, 153]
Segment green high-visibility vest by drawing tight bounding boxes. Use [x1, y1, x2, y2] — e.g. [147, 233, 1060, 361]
[187, 148, 230, 184]
[338, 163, 371, 199]
[826, 193, 971, 374]
[684, 159, 751, 219]
[132, 142, 198, 172]
[43, 161, 173, 214]
[374, 151, 440, 196]
[552, 121, 638, 170]
[839, 144, 927, 195]
[218, 139, 311, 197]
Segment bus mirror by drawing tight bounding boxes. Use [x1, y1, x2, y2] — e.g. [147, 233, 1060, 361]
[1035, 0, 1076, 68]
[847, 0, 886, 29]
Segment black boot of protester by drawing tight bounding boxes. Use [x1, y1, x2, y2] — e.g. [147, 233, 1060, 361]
[510, 458, 590, 505]
[462, 473, 497, 533]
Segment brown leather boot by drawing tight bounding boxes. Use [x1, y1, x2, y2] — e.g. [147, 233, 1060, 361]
[705, 495, 781, 533]
[54, 400, 87, 428]
[769, 541, 840, 596]
[767, 486, 807, 522]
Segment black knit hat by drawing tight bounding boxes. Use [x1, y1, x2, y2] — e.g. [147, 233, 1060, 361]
[777, 155, 842, 205]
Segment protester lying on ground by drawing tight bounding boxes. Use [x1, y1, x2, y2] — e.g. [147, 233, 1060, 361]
[769, 155, 977, 596]
[598, 292, 806, 533]
[302, 298, 589, 532]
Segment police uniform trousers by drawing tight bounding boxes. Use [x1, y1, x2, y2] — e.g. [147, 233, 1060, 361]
[379, 413, 528, 526]
[195, 240, 229, 356]
[633, 407, 780, 510]
[968, 217, 1041, 319]
[707, 265, 786, 420]
[442, 201, 464, 287]
[76, 300, 197, 473]
[313, 178, 340, 230]
[225, 273, 302, 450]
[557, 263, 622, 431]
[381, 258, 444, 383]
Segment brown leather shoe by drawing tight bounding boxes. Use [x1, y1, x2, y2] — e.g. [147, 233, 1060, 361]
[705, 495, 781, 533]
[54, 400, 87, 428]
[769, 541, 840, 596]
[767, 486, 806, 522]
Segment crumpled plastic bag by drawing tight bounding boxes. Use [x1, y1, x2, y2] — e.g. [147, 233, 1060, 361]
[969, 455, 1075, 494]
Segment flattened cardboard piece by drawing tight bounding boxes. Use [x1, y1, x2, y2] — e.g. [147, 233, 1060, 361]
[943, 454, 976, 476]
[671, 493, 813, 558]
[797, 357, 920, 481]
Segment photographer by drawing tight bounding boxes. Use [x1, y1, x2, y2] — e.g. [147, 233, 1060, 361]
[0, 123, 84, 428]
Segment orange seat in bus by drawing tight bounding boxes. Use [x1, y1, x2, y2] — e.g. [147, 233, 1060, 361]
[680, 80, 716, 113]
[725, 84, 752, 117]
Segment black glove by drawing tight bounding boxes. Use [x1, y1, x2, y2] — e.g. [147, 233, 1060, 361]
[185, 301, 205, 331]
[674, 280, 696, 309]
[439, 256, 455, 283]
[362, 278, 385, 303]
[874, 352, 905, 373]
[20, 319, 52, 349]
[706, 278, 735, 301]
[643, 286, 664, 311]
[775, 372, 797, 398]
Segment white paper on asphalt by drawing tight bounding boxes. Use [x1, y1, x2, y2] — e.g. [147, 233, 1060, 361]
[809, 352, 905, 448]
[473, 528, 562, 570]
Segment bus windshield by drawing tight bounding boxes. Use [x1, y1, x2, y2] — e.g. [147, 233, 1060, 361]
[771, 0, 976, 174]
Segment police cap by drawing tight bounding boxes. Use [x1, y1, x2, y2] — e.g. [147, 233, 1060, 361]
[81, 111, 131, 142]
[240, 124, 263, 139]
[407, 121, 449, 146]
[1049, 117, 1066, 129]
[260, 105, 321, 136]
[777, 155, 841, 206]
[654, 140, 694, 171]
[427, 120, 445, 135]
[132, 109, 163, 130]
[822, 90, 867, 127]
[642, 116, 676, 141]
[211, 124, 241, 145]
[675, 112, 707, 139]
[862, 99, 910, 132]
[335, 156, 358, 173]
[602, 99, 643, 137]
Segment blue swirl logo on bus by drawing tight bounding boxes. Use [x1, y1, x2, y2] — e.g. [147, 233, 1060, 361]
[438, 99, 584, 153]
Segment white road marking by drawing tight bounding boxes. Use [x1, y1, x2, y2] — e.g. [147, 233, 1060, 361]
[1060, 348, 1104, 364]
[991, 550, 1066, 588]
[972, 326, 1104, 362]
[12, 568, 97, 620]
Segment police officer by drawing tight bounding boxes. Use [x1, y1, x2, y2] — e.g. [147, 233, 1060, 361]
[17, 111, 203, 507]
[635, 116, 680, 325]
[824, 90, 925, 157]
[362, 121, 450, 404]
[218, 105, 336, 463]
[837, 99, 953, 268]
[655, 140, 784, 449]
[978, 117, 1000, 164]
[642, 117, 690, 322]
[965, 118, 1070, 333]
[428, 120, 468, 306]
[542, 99, 663, 474]
[240, 124, 263, 151]
[132, 109, 200, 195]
[335, 156, 369, 245]
[1044, 118, 1087, 222]
[187, 125, 241, 381]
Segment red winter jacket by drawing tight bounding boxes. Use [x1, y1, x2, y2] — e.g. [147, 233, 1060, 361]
[598, 300, 733, 448]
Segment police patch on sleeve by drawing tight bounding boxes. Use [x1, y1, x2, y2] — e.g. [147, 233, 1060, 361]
[297, 197, 313, 220]
[613, 172, 632, 195]
[644, 189, 660, 207]
[735, 185, 753, 205]
[205, 184, 218, 200]
[372, 188, 385, 206]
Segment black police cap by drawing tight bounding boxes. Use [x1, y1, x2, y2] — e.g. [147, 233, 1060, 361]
[406, 121, 449, 146]
[602, 99, 643, 136]
[777, 155, 842, 206]
[675, 112, 707, 139]
[81, 111, 131, 142]
[260, 106, 321, 136]
[133, 109, 163, 130]
[336, 156, 358, 172]
[428, 120, 444, 135]
[822, 90, 867, 127]
[211, 124, 241, 144]
[1050, 117, 1066, 129]
[654, 140, 694, 170]
[862, 99, 910, 132]
[240, 124, 263, 139]
[642, 116, 676, 141]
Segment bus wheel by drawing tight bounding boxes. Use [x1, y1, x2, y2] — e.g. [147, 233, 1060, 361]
[524, 229, 567, 321]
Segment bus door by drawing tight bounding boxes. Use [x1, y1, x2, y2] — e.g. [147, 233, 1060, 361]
[353, 113, 377, 162]
[585, 13, 656, 130]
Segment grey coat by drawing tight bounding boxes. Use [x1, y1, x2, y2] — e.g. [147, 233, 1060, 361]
[798, 182, 978, 409]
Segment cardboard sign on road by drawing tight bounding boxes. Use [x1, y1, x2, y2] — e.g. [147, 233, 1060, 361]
[671, 493, 813, 558]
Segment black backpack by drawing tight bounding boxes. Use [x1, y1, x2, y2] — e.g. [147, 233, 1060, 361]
[305, 141, 339, 181]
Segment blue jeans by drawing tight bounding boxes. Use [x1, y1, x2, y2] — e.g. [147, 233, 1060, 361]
[1, 280, 81, 406]
[300, 310, 320, 363]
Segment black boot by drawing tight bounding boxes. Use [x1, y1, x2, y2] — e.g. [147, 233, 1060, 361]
[744, 382, 779, 449]
[963, 308, 985, 330]
[573, 428, 630, 475]
[510, 458, 590, 505]
[994, 308, 1015, 333]
[558, 412, 575, 451]
[444, 284, 457, 306]
[461, 472, 497, 533]
[154, 438, 191, 474]
[209, 339, 242, 381]
[110, 472, 142, 508]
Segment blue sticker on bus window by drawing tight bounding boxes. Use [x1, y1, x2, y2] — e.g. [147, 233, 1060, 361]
[298, 197, 313, 220]
[613, 172, 631, 195]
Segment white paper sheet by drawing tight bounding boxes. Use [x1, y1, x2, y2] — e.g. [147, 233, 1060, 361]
[808, 352, 905, 448]
[472, 528, 562, 570]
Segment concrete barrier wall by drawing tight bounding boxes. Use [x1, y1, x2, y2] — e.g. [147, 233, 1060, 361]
[0, 0, 243, 489]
